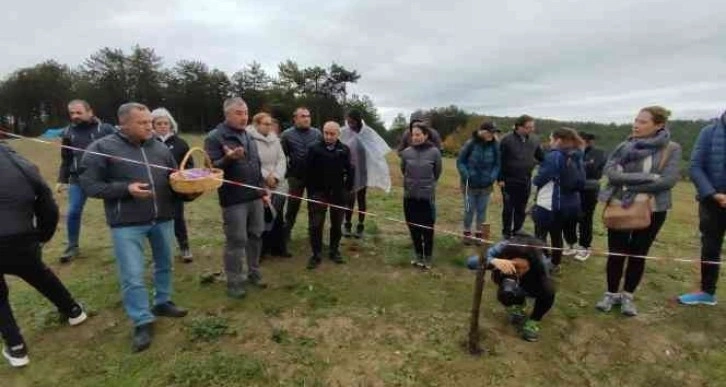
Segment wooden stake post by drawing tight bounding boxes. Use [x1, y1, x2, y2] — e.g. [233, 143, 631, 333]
[468, 223, 491, 355]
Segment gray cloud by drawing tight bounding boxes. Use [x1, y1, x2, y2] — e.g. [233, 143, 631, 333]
[2, 0, 725, 125]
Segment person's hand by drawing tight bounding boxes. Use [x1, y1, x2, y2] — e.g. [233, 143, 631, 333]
[498, 181, 505, 188]
[714, 193, 726, 208]
[128, 182, 153, 199]
[265, 175, 278, 189]
[261, 189, 272, 206]
[55, 183, 68, 194]
[183, 192, 203, 201]
[491, 258, 517, 275]
[223, 145, 245, 160]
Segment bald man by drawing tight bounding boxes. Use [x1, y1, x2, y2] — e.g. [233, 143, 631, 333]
[304, 121, 354, 269]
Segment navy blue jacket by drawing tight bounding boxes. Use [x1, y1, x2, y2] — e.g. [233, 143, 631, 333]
[533, 148, 585, 219]
[690, 111, 726, 201]
[58, 118, 116, 184]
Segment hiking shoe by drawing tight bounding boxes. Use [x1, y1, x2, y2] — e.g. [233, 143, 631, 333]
[181, 248, 193, 263]
[131, 323, 153, 353]
[227, 283, 247, 299]
[463, 231, 473, 246]
[507, 304, 527, 326]
[574, 248, 591, 262]
[678, 291, 717, 306]
[59, 246, 79, 264]
[306, 255, 321, 270]
[330, 251, 345, 264]
[474, 232, 484, 246]
[354, 224, 364, 239]
[152, 301, 188, 318]
[67, 304, 88, 326]
[248, 274, 268, 289]
[596, 292, 621, 312]
[2, 344, 29, 368]
[521, 319, 540, 342]
[422, 256, 433, 270]
[563, 245, 577, 256]
[410, 254, 424, 267]
[620, 293, 638, 317]
[343, 225, 353, 238]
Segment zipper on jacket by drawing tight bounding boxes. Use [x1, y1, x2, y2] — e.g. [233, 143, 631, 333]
[140, 147, 159, 219]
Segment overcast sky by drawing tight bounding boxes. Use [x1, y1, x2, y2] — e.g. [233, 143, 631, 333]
[2, 0, 725, 125]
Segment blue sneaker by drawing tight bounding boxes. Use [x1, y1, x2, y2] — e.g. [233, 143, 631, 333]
[677, 292, 717, 306]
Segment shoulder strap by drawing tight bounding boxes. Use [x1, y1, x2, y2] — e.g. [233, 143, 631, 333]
[657, 141, 675, 172]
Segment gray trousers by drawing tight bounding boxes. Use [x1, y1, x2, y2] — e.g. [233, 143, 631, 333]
[222, 200, 264, 285]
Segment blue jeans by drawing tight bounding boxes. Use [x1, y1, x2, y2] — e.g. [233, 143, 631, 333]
[463, 188, 491, 231]
[111, 221, 174, 326]
[66, 183, 88, 250]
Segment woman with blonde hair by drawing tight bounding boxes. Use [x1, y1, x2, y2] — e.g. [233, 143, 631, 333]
[151, 108, 194, 262]
[248, 112, 288, 258]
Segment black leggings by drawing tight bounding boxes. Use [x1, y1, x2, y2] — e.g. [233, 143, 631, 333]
[1, 239, 78, 347]
[606, 211, 667, 293]
[173, 199, 189, 249]
[345, 188, 367, 227]
[403, 198, 435, 257]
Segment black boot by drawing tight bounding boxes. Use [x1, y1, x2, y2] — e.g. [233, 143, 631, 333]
[152, 301, 188, 318]
[306, 254, 321, 270]
[343, 223, 353, 238]
[132, 323, 153, 353]
[330, 250, 344, 264]
[354, 224, 364, 239]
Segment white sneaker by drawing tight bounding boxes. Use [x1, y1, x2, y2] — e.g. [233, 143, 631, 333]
[574, 248, 592, 262]
[67, 304, 88, 327]
[563, 245, 577, 256]
[2, 344, 29, 368]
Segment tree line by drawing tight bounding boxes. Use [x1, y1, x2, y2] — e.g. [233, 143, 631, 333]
[0, 45, 387, 136]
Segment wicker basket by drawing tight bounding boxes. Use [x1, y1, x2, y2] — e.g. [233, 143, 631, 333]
[169, 147, 224, 194]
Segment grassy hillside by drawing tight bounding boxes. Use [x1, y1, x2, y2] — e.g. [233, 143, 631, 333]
[1, 135, 725, 387]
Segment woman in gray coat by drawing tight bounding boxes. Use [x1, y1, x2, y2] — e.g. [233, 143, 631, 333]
[400, 123, 442, 269]
[595, 106, 682, 317]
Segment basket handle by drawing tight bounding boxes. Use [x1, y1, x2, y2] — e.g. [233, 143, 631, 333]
[179, 147, 213, 171]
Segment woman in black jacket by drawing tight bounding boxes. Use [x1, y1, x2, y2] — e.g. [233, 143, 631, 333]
[151, 108, 194, 262]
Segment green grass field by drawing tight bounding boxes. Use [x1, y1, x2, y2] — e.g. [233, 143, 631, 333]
[2, 135, 725, 387]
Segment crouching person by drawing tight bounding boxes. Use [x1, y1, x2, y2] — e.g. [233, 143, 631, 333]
[1, 143, 88, 368]
[467, 234, 555, 342]
[80, 103, 197, 353]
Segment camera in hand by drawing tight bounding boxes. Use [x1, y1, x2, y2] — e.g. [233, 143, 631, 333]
[497, 274, 527, 306]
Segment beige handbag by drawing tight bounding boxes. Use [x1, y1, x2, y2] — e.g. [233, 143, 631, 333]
[602, 142, 674, 231]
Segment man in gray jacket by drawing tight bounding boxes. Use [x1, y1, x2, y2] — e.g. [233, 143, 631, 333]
[80, 102, 194, 353]
[205, 97, 269, 299]
[280, 107, 322, 245]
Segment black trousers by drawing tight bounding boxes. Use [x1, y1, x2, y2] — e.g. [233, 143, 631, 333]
[308, 193, 345, 256]
[344, 188, 367, 228]
[501, 181, 531, 237]
[403, 198, 435, 257]
[564, 189, 599, 248]
[262, 195, 288, 256]
[284, 177, 307, 239]
[1, 237, 78, 347]
[173, 199, 189, 249]
[699, 201, 726, 295]
[535, 215, 566, 266]
[606, 211, 667, 293]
